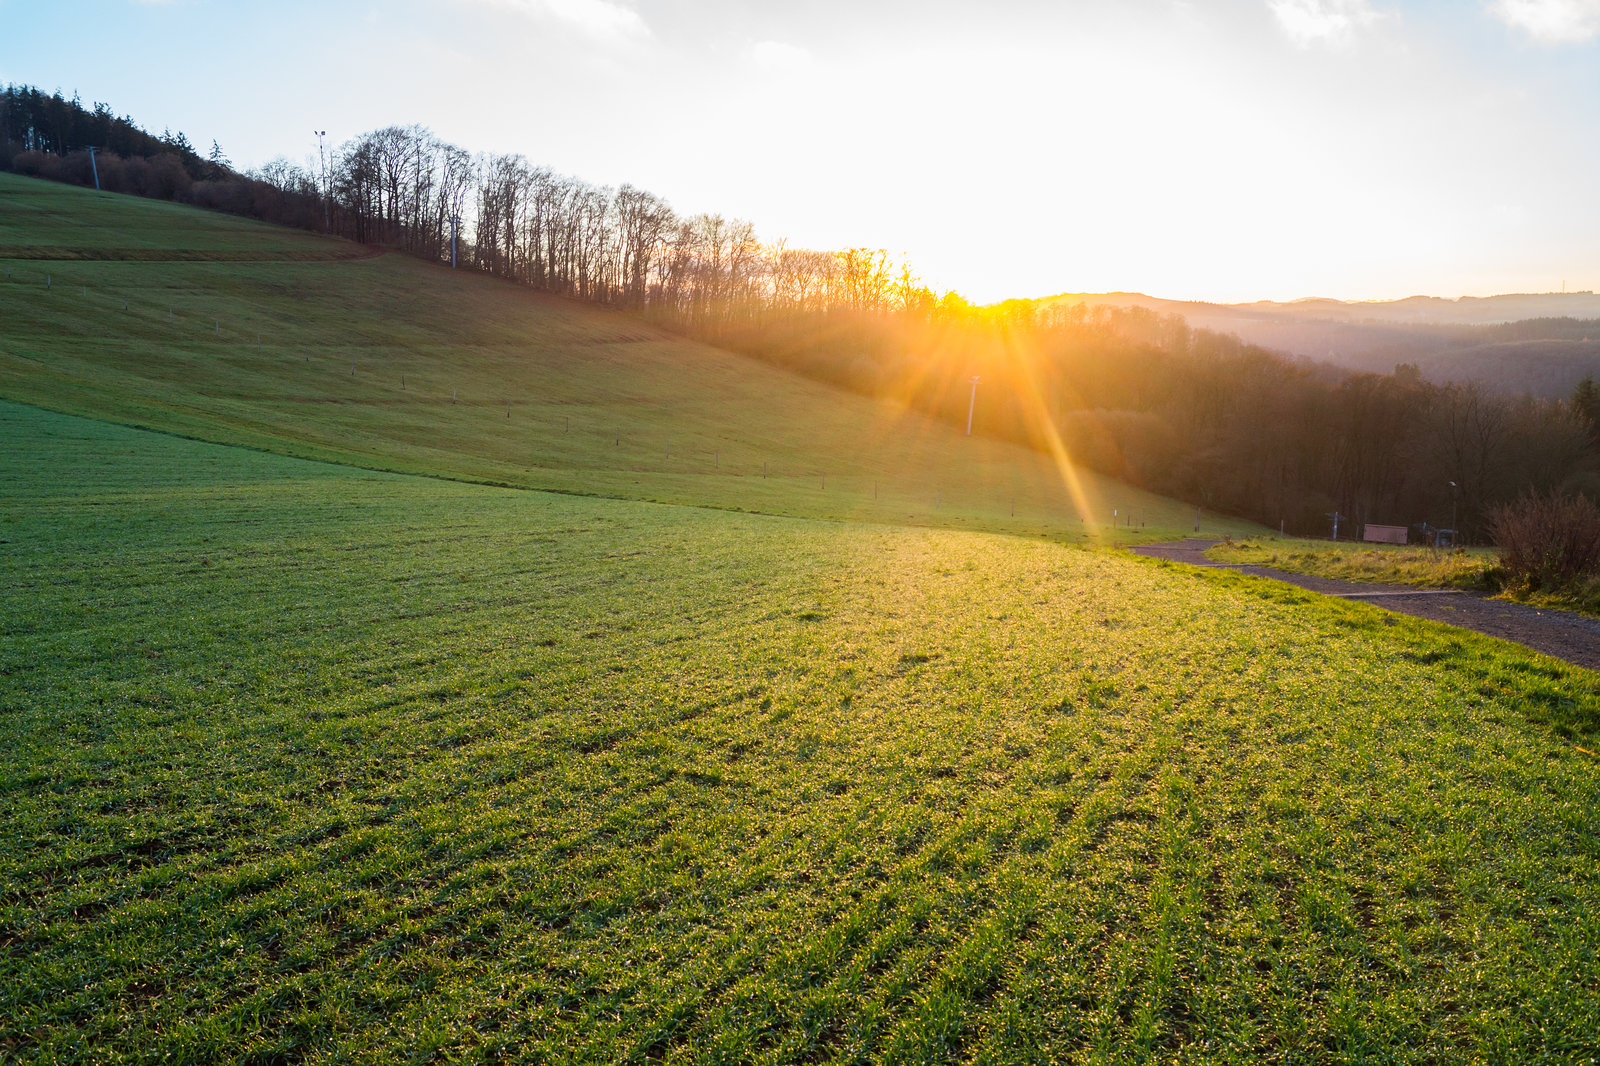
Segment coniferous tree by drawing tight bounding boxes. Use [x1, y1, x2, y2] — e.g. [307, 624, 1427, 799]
[1574, 375, 1600, 449]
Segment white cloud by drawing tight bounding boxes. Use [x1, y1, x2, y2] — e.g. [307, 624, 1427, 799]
[1267, 0, 1383, 47]
[1487, 0, 1600, 43]
[472, 0, 649, 40]
[745, 40, 814, 73]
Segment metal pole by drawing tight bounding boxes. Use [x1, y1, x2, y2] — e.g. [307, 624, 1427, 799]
[315, 131, 329, 231]
[86, 146, 100, 191]
[449, 216, 460, 269]
[966, 375, 982, 435]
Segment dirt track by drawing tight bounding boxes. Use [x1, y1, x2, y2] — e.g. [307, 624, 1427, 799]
[1129, 540, 1600, 672]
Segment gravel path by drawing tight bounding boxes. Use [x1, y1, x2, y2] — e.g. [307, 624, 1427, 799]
[1129, 539, 1600, 672]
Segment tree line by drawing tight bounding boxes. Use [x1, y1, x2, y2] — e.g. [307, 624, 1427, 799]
[1, 88, 941, 321]
[715, 299, 1600, 538]
[5, 83, 1597, 539]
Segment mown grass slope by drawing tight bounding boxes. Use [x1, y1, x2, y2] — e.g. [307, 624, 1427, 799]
[0, 172, 1249, 540]
[4, 401, 1599, 1062]
[1207, 537, 1499, 590]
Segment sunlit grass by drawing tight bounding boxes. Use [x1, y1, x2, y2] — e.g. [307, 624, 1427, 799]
[4, 402, 1599, 1062]
[1206, 535, 1600, 618]
[1207, 536, 1499, 589]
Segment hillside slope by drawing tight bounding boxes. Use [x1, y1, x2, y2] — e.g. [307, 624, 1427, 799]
[0, 173, 1253, 539]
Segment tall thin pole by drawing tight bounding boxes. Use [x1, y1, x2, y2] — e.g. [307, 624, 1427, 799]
[86, 146, 100, 191]
[449, 215, 460, 268]
[966, 375, 982, 435]
[314, 131, 329, 231]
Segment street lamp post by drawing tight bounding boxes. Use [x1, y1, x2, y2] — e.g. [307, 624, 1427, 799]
[966, 375, 982, 435]
[314, 130, 329, 231]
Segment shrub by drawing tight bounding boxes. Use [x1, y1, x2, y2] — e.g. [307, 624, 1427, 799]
[1487, 491, 1600, 589]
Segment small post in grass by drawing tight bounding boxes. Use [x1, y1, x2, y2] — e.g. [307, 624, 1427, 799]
[215, 320, 220, 336]
[565, 416, 569, 433]
[453, 389, 457, 403]
[507, 402, 511, 419]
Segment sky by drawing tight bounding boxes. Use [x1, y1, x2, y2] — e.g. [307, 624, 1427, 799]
[2, 0, 1598, 303]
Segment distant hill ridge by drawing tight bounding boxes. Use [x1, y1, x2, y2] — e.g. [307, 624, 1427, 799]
[1048, 290, 1600, 325]
[1045, 291, 1600, 397]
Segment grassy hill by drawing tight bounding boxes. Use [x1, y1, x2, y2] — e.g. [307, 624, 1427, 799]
[4, 173, 1600, 1062]
[0, 172, 1247, 541]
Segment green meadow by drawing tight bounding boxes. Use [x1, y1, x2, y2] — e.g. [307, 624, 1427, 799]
[1206, 537, 1600, 618]
[1206, 538, 1499, 591]
[3, 176, 1600, 1062]
[5, 402, 1600, 1062]
[0, 173, 1238, 542]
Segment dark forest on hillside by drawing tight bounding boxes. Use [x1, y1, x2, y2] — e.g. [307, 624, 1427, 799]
[6, 84, 1598, 538]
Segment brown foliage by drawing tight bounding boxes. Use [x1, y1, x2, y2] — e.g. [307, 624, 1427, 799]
[1487, 491, 1600, 588]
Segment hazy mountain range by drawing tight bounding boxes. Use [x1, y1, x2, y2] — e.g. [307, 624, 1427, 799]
[1050, 291, 1600, 399]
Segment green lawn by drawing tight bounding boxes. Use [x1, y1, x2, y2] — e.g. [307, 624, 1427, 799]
[1203, 536, 1600, 617]
[1206, 537, 1499, 590]
[0, 172, 1251, 543]
[4, 401, 1599, 1063]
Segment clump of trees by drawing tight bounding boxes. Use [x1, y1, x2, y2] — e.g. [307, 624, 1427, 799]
[6, 83, 1598, 539]
[1, 87, 200, 199]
